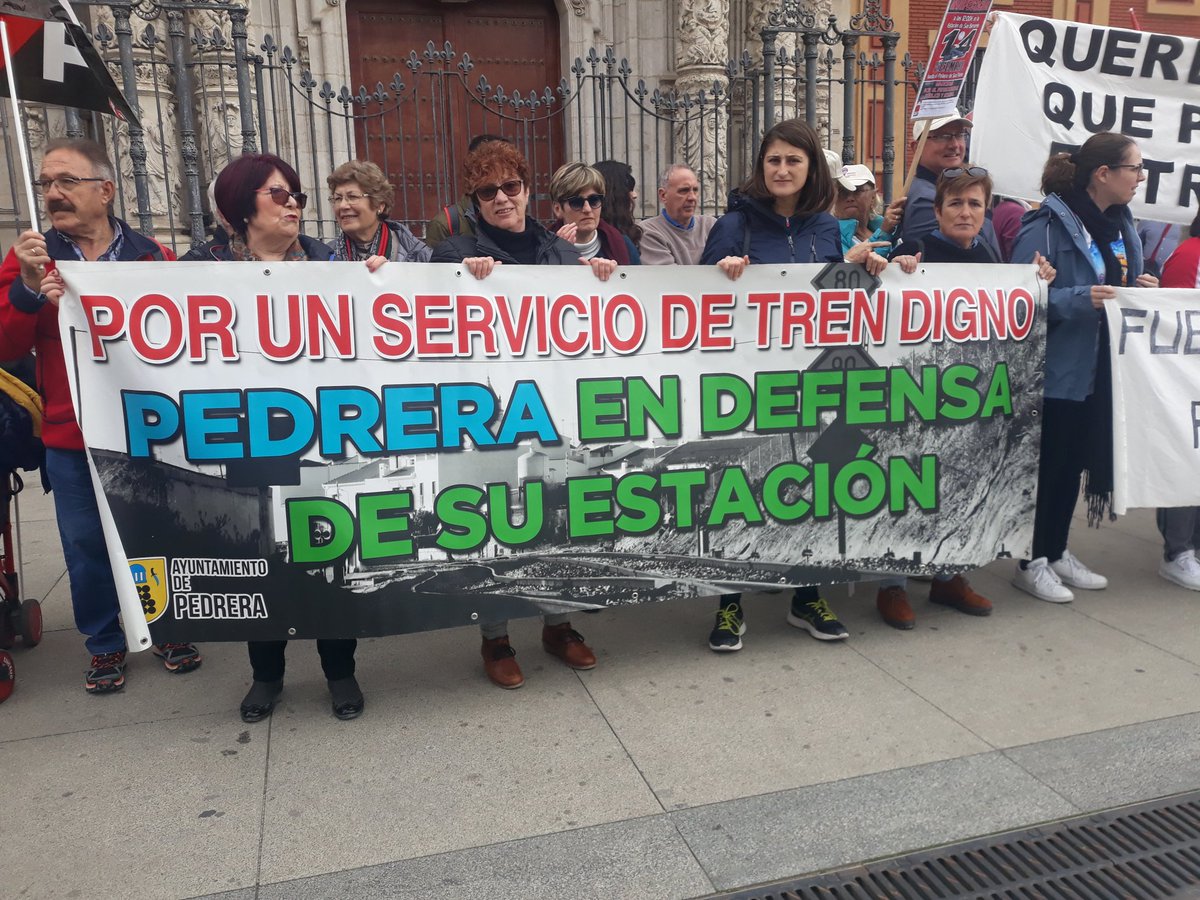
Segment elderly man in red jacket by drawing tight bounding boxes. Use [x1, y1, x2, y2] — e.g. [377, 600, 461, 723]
[0, 138, 201, 693]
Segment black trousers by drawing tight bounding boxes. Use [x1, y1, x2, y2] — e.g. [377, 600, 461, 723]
[1031, 397, 1091, 563]
[247, 639, 357, 682]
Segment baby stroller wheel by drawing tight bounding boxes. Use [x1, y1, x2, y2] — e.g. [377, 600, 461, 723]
[18, 598, 41, 647]
[0, 649, 13, 703]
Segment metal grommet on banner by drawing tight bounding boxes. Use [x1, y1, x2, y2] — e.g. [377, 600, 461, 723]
[470, 612, 479, 621]
[619, 271, 627, 279]
[287, 627, 296, 636]
[139, 636, 149, 645]
[263, 268, 271, 276]
[780, 270, 787, 277]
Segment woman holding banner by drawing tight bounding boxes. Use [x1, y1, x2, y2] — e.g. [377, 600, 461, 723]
[205, 152, 366, 722]
[432, 139, 617, 689]
[699, 119, 854, 652]
[884, 167, 1055, 629]
[1153, 211, 1200, 591]
[1010, 132, 1157, 604]
[326, 160, 432, 265]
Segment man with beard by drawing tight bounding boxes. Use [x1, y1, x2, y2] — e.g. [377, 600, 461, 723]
[899, 113, 999, 255]
[639, 164, 718, 265]
[0, 138, 202, 694]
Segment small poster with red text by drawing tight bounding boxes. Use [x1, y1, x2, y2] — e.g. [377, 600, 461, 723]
[912, 0, 993, 120]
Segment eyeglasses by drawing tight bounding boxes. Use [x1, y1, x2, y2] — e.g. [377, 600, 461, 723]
[1110, 164, 1145, 175]
[563, 193, 604, 211]
[328, 190, 369, 205]
[927, 130, 971, 143]
[32, 175, 107, 193]
[941, 166, 988, 179]
[474, 180, 524, 202]
[255, 186, 308, 209]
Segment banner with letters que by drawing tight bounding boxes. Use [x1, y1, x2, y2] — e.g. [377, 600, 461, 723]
[1107, 288, 1200, 513]
[57, 260, 1044, 644]
[973, 13, 1200, 226]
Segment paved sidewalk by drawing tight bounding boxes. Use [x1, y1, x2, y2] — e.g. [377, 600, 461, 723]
[3, 482, 1200, 899]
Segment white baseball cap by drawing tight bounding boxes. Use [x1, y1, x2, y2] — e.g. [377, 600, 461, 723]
[822, 148, 842, 171]
[912, 114, 972, 142]
[836, 164, 875, 191]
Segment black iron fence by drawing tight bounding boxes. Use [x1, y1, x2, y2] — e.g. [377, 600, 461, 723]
[0, 0, 937, 255]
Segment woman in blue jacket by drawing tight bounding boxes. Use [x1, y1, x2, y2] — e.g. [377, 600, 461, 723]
[1010, 132, 1157, 604]
[700, 119, 860, 652]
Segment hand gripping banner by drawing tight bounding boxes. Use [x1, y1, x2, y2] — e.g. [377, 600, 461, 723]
[57, 260, 1045, 644]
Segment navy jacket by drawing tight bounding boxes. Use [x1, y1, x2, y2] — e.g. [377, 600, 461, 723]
[1010, 193, 1142, 402]
[700, 194, 841, 265]
[900, 164, 1000, 257]
[432, 217, 582, 266]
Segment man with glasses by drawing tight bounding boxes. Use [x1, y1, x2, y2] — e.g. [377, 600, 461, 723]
[0, 138, 202, 694]
[639, 164, 717, 266]
[549, 162, 638, 264]
[900, 113, 999, 255]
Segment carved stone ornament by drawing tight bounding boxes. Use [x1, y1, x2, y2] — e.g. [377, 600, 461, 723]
[570, 0, 586, 15]
[677, 0, 728, 69]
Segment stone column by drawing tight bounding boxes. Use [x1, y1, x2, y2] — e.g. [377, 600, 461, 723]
[675, 0, 730, 207]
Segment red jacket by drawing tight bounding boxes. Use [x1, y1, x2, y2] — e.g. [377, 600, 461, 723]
[0, 219, 174, 450]
[1161, 236, 1200, 290]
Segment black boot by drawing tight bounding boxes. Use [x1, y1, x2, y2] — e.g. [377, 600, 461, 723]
[328, 675, 364, 720]
[239, 679, 283, 723]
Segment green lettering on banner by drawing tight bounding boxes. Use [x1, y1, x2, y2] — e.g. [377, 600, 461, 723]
[628, 376, 681, 439]
[761, 463, 812, 522]
[577, 378, 626, 440]
[981, 363, 1013, 417]
[939, 364, 984, 420]
[488, 481, 545, 546]
[435, 485, 488, 552]
[705, 467, 765, 527]
[890, 365, 939, 422]
[568, 476, 614, 538]
[755, 371, 799, 430]
[844, 368, 889, 425]
[357, 491, 414, 560]
[614, 472, 662, 534]
[659, 469, 708, 527]
[287, 498, 355, 564]
[700, 374, 752, 434]
[889, 455, 939, 512]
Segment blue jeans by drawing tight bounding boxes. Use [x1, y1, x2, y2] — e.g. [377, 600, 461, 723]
[45, 448, 124, 654]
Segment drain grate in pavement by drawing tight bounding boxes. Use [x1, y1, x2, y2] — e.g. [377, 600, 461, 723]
[709, 792, 1200, 899]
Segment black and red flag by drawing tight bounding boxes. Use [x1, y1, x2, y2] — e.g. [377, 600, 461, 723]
[0, 0, 138, 123]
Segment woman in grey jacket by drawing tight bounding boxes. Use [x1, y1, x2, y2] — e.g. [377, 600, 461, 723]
[1010, 132, 1157, 603]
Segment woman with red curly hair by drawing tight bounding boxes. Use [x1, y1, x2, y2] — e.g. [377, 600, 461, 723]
[432, 141, 617, 690]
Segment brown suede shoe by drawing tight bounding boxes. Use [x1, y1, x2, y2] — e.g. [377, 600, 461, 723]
[481, 636, 524, 689]
[929, 574, 993, 616]
[877, 586, 915, 630]
[541, 622, 597, 670]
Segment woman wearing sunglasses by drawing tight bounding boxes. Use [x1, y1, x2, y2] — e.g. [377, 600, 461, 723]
[1009, 132, 1157, 604]
[549, 162, 638, 264]
[202, 153, 365, 723]
[432, 140, 616, 689]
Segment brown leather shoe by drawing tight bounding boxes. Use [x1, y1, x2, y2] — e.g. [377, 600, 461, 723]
[541, 622, 597, 670]
[877, 586, 915, 630]
[481, 636, 524, 689]
[929, 574, 993, 616]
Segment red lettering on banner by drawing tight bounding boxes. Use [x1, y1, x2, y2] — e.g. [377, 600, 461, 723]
[747, 292, 780, 348]
[80, 294, 125, 360]
[371, 293, 412, 359]
[901, 290, 933, 343]
[257, 294, 304, 361]
[414, 295, 453, 356]
[780, 291, 818, 348]
[454, 295, 498, 355]
[605, 294, 645, 353]
[550, 294, 587, 355]
[306, 293, 354, 358]
[496, 295, 539, 355]
[661, 294, 697, 351]
[699, 294, 734, 350]
[128, 293, 184, 364]
[185, 295, 236, 361]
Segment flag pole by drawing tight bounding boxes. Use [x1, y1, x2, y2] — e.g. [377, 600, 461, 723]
[0, 20, 40, 232]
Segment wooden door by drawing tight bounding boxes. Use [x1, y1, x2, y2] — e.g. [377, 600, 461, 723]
[346, 0, 563, 233]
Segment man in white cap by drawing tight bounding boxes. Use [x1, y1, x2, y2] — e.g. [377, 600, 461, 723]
[639, 164, 718, 265]
[900, 113, 998, 254]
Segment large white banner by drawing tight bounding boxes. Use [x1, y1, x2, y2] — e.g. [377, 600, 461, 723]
[1107, 288, 1200, 513]
[973, 13, 1200, 225]
[56, 260, 1044, 643]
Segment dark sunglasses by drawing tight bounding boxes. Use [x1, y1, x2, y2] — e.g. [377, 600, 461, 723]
[256, 186, 308, 209]
[475, 179, 524, 202]
[941, 166, 988, 179]
[563, 193, 604, 211]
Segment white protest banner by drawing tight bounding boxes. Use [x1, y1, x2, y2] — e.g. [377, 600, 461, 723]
[972, 13, 1200, 225]
[1106, 288, 1200, 513]
[911, 0, 993, 120]
[57, 260, 1044, 644]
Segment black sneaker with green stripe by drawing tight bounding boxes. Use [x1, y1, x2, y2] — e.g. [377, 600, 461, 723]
[708, 597, 746, 652]
[787, 592, 849, 641]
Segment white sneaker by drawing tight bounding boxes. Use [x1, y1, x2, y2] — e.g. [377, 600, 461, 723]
[1160, 550, 1200, 591]
[1012, 557, 1074, 603]
[1049, 549, 1108, 590]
